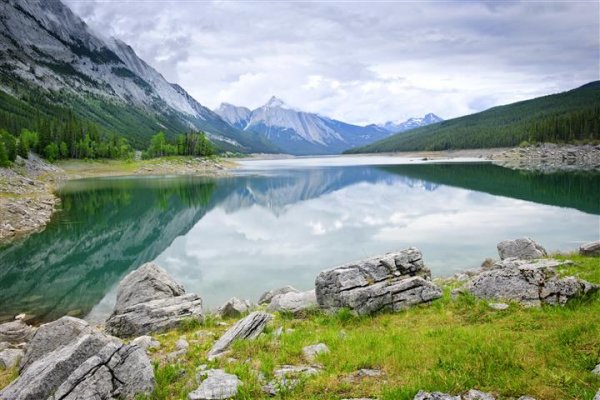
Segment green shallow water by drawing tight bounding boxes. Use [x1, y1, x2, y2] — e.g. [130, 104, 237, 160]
[0, 158, 598, 323]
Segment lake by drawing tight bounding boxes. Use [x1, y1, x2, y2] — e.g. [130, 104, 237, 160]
[0, 156, 598, 323]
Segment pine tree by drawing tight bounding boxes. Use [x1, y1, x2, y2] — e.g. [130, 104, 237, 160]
[0, 142, 9, 167]
[17, 137, 29, 159]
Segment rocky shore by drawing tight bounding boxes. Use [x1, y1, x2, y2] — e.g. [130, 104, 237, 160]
[1, 238, 598, 399]
[490, 143, 600, 172]
[0, 155, 233, 243]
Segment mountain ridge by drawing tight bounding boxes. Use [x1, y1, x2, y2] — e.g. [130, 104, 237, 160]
[0, 0, 277, 153]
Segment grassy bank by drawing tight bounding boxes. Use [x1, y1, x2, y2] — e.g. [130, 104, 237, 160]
[1, 255, 598, 400]
[129, 254, 599, 400]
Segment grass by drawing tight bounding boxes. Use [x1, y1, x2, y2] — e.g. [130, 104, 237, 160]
[2, 254, 599, 399]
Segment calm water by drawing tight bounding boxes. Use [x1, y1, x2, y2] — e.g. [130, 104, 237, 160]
[0, 157, 598, 323]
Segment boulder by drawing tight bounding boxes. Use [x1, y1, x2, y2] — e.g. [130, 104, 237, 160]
[316, 248, 442, 315]
[467, 262, 597, 307]
[218, 297, 251, 318]
[106, 293, 204, 337]
[302, 343, 329, 363]
[0, 320, 34, 344]
[207, 312, 272, 360]
[497, 238, 547, 260]
[267, 290, 317, 315]
[580, 240, 600, 256]
[0, 348, 23, 369]
[113, 262, 185, 312]
[592, 363, 600, 374]
[463, 390, 495, 400]
[594, 389, 600, 400]
[20, 316, 92, 371]
[258, 285, 299, 305]
[188, 369, 241, 400]
[262, 365, 321, 396]
[0, 330, 154, 400]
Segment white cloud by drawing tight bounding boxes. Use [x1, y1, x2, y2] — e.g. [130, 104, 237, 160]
[65, 0, 599, 125]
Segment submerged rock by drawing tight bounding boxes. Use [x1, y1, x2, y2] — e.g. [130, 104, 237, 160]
[258, 285, 299, 305]
[207, 312, 272, 360]
[105, 263, 203, 337]
[467, 261, 597, 306]
[497, 238, 547, 260]
[188, 369, 241, 400]
[267, 290, 317, 315]
[218, 297, 251, 318]
[315, 248, 442, 315]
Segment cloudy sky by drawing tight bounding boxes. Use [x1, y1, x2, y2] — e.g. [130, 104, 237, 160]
[64, 0, 599, 125]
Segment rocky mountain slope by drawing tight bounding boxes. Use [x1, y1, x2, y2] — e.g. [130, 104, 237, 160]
[0, 0, 276, 153]
[216, 97, 395, 155]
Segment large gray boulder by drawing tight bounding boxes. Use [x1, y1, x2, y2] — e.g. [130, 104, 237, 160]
[114, 262, 185, 312]
[580, 240, 600, 256]
[315, 248, 442, 315]
[497, 238, 547, 260]
[105, 263, 203, 337]
[0, 330, 154, 400]
[188, 369, 241, 400]
[467, 262, 597, 306]
[258, 285, 299, 305]
[0, 320, 34, 344]
[414, 391, 461, 400]
[20, 316, 92, 371]
[267, 290, 317, 315]
[207, 312, 272, 360]
[106, 293, 203, 337]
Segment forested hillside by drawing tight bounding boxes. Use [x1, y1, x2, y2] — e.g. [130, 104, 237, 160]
[346, 81, 600, 153]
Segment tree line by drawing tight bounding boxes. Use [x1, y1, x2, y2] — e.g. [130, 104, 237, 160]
[143, 131, 214, 159]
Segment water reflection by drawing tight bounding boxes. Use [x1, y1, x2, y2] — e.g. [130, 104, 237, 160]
[0, 162, 597, 322]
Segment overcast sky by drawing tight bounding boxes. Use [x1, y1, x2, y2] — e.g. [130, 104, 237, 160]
[64, 0, 599, 125]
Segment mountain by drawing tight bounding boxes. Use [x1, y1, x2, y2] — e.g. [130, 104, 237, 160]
[0, 0, 276, 153]
[379, 113, 443, 133]
[346, 82, 600, 154]
[214, 96, 392, 155]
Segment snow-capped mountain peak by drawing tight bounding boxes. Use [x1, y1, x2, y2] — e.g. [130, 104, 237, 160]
[380, 113, 443, 133]
[263, 96, 289, 109]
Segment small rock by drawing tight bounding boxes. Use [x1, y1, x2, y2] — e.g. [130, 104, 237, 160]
[592, 363, 600, 375]
[497, 238, 547, 260]
[262, 377, 299, 396]
[488, 303, 509, 310]
[188, 369, 241, 400]
[131, 335, 161, 351]
[273, 327, 283, 337]
[414, 391, 460, 400]
[594, 390, 600, 400]
[580, 240, 600, 256]
[516, 397, 537, 400]
[176, 337, 189, 351]
[207, 312, 273, 360]
[463, 389, 495, 400]
[218, 297, 251, 318]
[166, 349, 187, 363]
[258, 285, 299, 305]
[302, 343, 330, 363]
[0, 348, 23, 369]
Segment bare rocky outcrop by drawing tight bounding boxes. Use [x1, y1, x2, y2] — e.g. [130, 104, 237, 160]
[467, 261, 597, 307]
[258, 285, 299, 305]
[105, 263, 203, 337]
[315, 248, 442, 315]
[207, 312, 272, 360]
[0, 325, 154, 400]
[492, 143, 600, 173]
[267, 289, 317, 315]
[497, 238, 547, 260]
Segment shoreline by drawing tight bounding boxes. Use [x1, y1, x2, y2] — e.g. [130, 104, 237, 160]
[1, 144, 598, 243]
